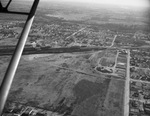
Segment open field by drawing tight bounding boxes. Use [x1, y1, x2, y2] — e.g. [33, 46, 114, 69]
[0, 52, 125, 116]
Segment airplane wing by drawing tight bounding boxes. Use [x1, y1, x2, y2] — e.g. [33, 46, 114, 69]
[0, 0, 40, 115]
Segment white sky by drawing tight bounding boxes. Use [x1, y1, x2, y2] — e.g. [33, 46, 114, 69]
[55, 0, 149, 7]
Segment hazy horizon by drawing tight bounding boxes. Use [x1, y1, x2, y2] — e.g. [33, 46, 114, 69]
[40, 0, 150, 8]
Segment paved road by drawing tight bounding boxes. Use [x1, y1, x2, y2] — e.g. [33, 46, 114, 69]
[130, 66, 150, 70]
[130, 98, 150, 104]
[124, 49, 130, 116]
[109, 35, 117, 47]
[65, 27, 85, 39]
[130, 79, 150, 84]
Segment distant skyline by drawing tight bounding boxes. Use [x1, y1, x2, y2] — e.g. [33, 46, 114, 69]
[42, 0, 149, 8]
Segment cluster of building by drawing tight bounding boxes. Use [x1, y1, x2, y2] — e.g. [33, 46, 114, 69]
[129, 48, 150, 116]
[29, 22, 82, 47]
[2, 20, 149, 49]
[0, 21, 21, 40]
[0, 20, 119, 48]
[130, 67, 150, 82]
[130, 49, 150, 69]
[129, 81, 150, 116]
[114, 35, 135, 47]
[74, 28, 115, 47]
[130, 49, 150, 82]
[114, 31, 150, 47]
[134, 31, 150, 41]
[2, 102, 63, 116]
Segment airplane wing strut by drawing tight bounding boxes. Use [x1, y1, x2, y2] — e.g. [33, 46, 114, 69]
[0, 0, 29, 15]
[0, 0, 40, 115]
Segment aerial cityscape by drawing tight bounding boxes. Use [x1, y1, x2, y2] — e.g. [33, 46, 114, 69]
[0, 0, 150, 116]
